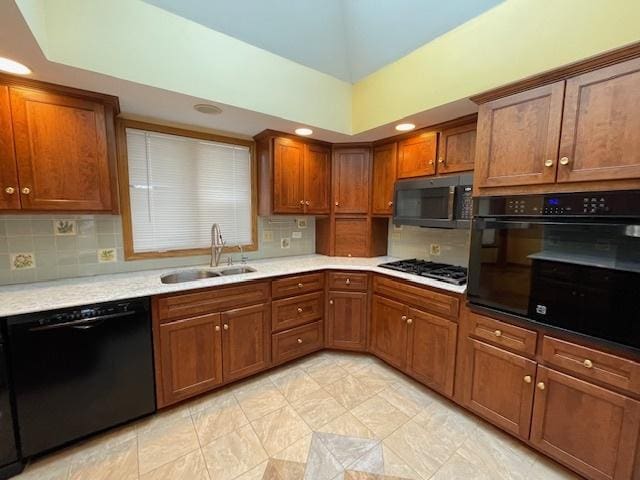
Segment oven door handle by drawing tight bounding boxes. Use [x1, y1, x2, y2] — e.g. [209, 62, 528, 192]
[28, 311, 136, 332]
[475, 219, 636, 229]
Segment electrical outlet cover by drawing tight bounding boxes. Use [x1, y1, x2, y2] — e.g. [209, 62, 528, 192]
[281, 237, 291, 249]
[292, 231, 302, 239]
[430, 243, 441, 256]
[263, 230, 274, 242]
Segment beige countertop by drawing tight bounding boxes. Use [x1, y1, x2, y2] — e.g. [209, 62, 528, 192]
[0, 255, 467, 317]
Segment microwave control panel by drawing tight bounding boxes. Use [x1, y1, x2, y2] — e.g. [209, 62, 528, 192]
[476, 190, 640, 217]
[456, 186, 473, 220]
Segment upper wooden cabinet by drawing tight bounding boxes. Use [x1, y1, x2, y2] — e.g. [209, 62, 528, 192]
[558, 57, 640, 183]
[475, 82, 564, 189]
[371, 143, 397, 215]
[437, 123, 476, 174]
[0, 76, 119, 212]
[397, 131, 437, 178]
[257, 132, 331, 215]
[332, 147, 370, 214]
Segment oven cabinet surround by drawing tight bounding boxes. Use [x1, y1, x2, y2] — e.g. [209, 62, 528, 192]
[256, 131, 331, 215]
[473, 56, 640, 196]
[455, 307, 640, 480]
[0, 74, 119, 212]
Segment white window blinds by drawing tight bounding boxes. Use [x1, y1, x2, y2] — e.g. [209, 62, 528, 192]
[126, 128, 252, 253]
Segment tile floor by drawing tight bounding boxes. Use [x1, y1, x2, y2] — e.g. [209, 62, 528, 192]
[14, 351, 581, 480]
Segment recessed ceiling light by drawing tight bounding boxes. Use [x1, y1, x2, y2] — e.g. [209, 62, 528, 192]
[295, 128, 313, 136]
[193, 104, 222, 115]
[0, 57, 31, 75]
[395, 123, 416, 132]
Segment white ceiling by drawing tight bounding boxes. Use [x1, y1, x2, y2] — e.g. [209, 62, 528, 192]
[143, 0, 503, 82]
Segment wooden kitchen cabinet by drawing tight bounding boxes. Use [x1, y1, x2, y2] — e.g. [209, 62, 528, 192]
[558, 57, 640, 184]
[475, 81, 565, 189]
[221, 303, 271, 382]
[158, 313, 223, 406]
[530, 366, 640, 480]
[272, 137, 305, 214]
[326, 291, 368, 351]
[437, 123, 476, 174]
[406, 308, 457, 397]
[370, 295, 409, 370]
[333, 217, 369, 257]
[371, 143, 397, 215]
[332, 147, 370, 214]
[460, 338, 537, 439]
[304, 143, 331, 214]
[0, 85, 19, 210]
[0, 77, 119, 212]
[397, 131, 437, 178]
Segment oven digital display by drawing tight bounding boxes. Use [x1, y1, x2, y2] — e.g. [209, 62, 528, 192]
[547, 198, 560, 206]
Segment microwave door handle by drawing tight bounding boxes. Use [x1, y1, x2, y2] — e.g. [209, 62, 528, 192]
[447, 186, 455, 220]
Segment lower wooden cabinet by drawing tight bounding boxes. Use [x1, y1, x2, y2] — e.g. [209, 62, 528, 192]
[370, 295, 408, 369]
[272, 320, 323, 365]
[221, 304, 271, 382]
[460, 338, 536, 439]
[530, 366, 640, 480]
[158, 313, 223, 406]
[326, 291, 367, 351]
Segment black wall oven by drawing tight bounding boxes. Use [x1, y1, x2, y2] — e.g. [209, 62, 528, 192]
[468, 191, 640, 351]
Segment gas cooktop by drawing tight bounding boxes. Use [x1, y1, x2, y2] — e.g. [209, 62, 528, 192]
[378, 259, 468, 286]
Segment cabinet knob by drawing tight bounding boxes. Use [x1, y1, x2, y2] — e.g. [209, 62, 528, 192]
[299, 200, 304, 205]
[329, 299, 334, 305]
[494, 330, 502, 338]
[297, 307, 303, 314]
[428, 160, 434, 165]
[537, 382, 545, 391]
[401, 315, 407, 321]
[347, 254, 352, 257]
[438, 157, 444, 164]
[297, 338, 303, 344]
[345, 278, 351, 285]
[223, 324, 229, 330]
[335, 201, 340, 206]
[406, 318, 413, 325]
[523, 375, 532, 384]
[297, 283, 304, 288]
[583, 359, 593, 369]
[4, 187, 15, 195]
[215, 325, 221, 332]
[388, 201, 393, 207]
[21, 187, 31, 195]
[544, 159, 554, 168]
[560, 156, 570, 166]
[305, 200, 310, 206]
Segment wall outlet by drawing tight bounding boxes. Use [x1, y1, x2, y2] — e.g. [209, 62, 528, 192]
[281, 237, 291, 249]
[292, 231, 302, 239]
[430, 243, 441, 256]
[263, 230, 274, 242]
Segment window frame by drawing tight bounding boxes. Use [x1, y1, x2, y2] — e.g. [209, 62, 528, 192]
[116, 118, 258, 260]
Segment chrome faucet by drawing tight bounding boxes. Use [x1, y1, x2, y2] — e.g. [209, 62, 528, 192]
[210, 223, 225, 267]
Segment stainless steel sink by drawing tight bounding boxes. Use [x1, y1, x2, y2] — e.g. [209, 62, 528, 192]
[160, 269, 221, 284]
[219, 266, 257, 276]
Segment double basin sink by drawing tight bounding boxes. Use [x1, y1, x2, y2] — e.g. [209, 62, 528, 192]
[161, 266, 256, 284]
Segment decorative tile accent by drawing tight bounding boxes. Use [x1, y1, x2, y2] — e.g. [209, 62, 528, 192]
[54, 220, 77, 236]
[280, 237, 291, 249]
[297, 218, 308, 229]
[98, 248, 117, 263]
[10, 252, 35, 270]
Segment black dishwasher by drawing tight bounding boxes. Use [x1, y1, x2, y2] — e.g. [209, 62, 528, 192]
[0, 329, 22, 479]
[6, 298, 156, 457]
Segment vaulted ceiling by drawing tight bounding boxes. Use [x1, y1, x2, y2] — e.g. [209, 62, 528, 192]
[143, 0, 503, 82]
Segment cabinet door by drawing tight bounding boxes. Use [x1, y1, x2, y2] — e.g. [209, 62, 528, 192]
[370, 295, 408, 370]
[327, 291, 367, 351]
[334, 217, 368, 257]
[475, 81, 564, 188]
[273, 137, 304, 213]
[333, 148, 370, 214]
[221, 303, 271, 382]
[531, 366, 640, 480]
[461, 338, 536, 439]
[304, 143, 330, 214]
[397, 132, 437, 178]
[9, 87, 113, 211]
[406, 308, 457, 397]
[371, 143, 397, 215]
[558, 57, 640, 183]
[159, 313, 223, 406]
[0, 85, 20, 210]
[437, 123, 476, 174]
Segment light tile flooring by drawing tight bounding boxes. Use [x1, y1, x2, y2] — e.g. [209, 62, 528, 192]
[15, 351, 581, 480]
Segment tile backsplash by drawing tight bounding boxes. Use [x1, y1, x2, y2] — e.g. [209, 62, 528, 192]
[387, 222, 471, 267]
[0, 215, 315, 286]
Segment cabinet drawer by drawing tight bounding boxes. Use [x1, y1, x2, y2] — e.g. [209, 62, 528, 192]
[272, 272, 324, 298]
[542, 336, 640, 395]
[272, 292, 324, 333]
[156, 282, 270, 323]
[373, 275, 459, 320]
[468, 312, 537, 357]
[272, 321, 323, 365]
[328, 271, 368, 291]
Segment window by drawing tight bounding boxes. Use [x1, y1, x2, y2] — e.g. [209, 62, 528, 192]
[117, 120, 256, 259]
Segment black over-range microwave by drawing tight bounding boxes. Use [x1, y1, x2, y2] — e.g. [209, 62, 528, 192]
[467, 190, 640, 351]
[393, 173, 473, 228]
